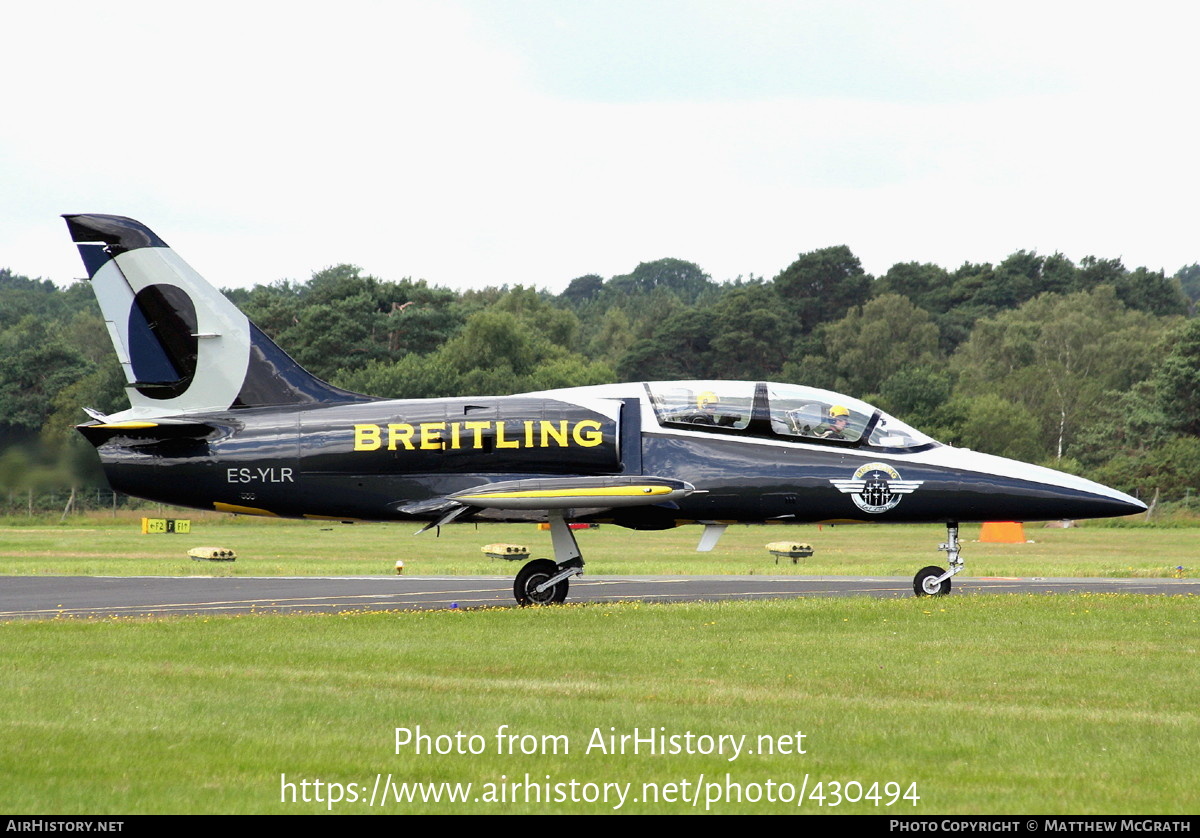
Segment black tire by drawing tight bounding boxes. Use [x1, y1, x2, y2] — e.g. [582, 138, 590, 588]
[913, 565, 951, 597]
[514, 559, 569, 606]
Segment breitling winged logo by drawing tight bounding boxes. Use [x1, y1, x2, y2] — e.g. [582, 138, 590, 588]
[830, 462, 924, 514]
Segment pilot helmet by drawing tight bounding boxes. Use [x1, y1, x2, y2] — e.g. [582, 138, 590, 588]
[697, 391, 719, 410]
[829, 405, 850, 420]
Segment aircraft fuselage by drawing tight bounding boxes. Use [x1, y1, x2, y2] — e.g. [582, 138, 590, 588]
[84, 386, 1143, 528]
[63, 213, 1146, 600]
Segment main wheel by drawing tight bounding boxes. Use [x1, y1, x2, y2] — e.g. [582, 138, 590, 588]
[514, 559, 569, 606]
[913, 565, 951, 597]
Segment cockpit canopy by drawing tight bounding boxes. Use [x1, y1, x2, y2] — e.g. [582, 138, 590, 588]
[646, 381, 937, 451]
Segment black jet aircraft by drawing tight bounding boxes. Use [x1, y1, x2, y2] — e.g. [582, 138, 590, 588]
[64, 214, 1146, 603]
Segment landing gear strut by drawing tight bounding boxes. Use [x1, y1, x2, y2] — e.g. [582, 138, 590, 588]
[513, 510, 585, 606]
[913, 522, 964, 597]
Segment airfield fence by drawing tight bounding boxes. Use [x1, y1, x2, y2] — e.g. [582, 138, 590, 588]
[1, 488, 151, 518]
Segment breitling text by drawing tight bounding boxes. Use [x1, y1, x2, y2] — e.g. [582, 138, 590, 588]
[352, 420, 605, 452]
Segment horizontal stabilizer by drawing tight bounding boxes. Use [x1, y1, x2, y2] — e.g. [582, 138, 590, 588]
[76, 418, 230, 446]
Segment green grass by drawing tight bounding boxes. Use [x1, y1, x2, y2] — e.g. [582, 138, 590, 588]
[1, 516, 1195, 814]
[0, 595, 1196, 814]
[0, 512, 1192, 579]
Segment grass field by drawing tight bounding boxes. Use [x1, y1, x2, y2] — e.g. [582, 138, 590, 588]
[0, 511, 1192, 579]
[0, 515, 1196, 815]
[1, 595, 1196, 814]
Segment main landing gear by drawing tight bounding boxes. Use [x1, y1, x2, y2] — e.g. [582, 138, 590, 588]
[513, 510, 585, 606]
[913, 522, 964, 597]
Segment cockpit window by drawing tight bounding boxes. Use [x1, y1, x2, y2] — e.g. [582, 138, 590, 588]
[646, 381, 938, 451]
[648, 381, 754, 430]
[767, 384, 870, 443]
[767, 383, 934, 448]
[866, 413, 936, 449]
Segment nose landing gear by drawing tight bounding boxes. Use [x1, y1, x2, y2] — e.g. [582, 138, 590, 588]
[913, 522, 964, 597]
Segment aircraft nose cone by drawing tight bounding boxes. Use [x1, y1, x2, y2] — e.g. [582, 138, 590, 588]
[919, 447, 1148, 523]
[1010, 472, 1147, 522]
[1095, 490, 1147, 518]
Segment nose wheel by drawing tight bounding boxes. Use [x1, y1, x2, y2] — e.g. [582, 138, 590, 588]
[913, 523, 964, 597]
[913, 565, 951, 596]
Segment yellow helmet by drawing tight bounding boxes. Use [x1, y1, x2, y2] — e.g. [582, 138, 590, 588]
[830, 404, 850, 419]
[697, 391, 718, 409]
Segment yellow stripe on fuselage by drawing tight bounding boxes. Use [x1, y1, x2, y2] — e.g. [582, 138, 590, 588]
[458, 486, 673, 501]
[90, 422, 160, 429]
[214, 502, 279, 517]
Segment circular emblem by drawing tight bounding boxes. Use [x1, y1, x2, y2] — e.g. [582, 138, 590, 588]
[850, 463, 903, 513]
[830, 462, 924, 515]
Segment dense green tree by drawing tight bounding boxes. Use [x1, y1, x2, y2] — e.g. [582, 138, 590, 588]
[605, 258, 716, 304]
[232, 265, 465, 378]
[279, 291, 391, 379]
[817, 293, 941, 396]
[585, 307, 636, 367]
[938, 259, 1049, 350]
[1091, 437, 1200, 503]
[0, 270, 74, 329]
[873, 262, 952, 314]
[617, 309, 713, 380]
[1066, 256, 1188, 316]
[493, 287, 580, 350]
[334, 354, 463, 400]
[942, 393, 1043, 462]
[226, 279, 305, 339]
[441, 310, 545, 378]
[1112, 266, 1189, 317]
[1072, 381, 1171, 471]
[947, 261, 998, 310]
[772, 245, 870, 333]
[952, 287, 1168, 461]
[1040, 253, 1079, 296]
[1153, 318, 1200, 436]
[381, 296, 465, 357]
[990, 251, 1042, 306]
[560, 274, 604, 306]
[0, 316, 93, 442]
[1075, 256, 1125, 292]
[779, 355, 839, 392]
[707, 284, 789, 379]
[1175, 263, 1200, 308]
[516, 356, 615, 392]
[875, 365, 956, 433]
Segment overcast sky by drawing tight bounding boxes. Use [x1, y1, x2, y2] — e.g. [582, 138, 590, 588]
[2, 1, 1196, 292]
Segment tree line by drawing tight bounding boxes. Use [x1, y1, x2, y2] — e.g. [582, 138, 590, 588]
[2, 244, 1199, 507]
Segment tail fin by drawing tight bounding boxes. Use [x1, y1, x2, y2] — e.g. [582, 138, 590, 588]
[64, 214, 373, 418]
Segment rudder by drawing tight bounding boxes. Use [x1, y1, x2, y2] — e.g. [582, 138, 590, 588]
[64, 214, 371, 418]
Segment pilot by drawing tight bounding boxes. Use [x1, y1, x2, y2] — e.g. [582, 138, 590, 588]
[692, 391, 720, 425]
[813, 405, 851, 439]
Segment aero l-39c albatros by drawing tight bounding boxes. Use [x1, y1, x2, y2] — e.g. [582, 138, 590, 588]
[64, 214, 1146, 604]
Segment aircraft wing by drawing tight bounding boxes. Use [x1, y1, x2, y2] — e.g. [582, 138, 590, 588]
[399, 476, 696, 530]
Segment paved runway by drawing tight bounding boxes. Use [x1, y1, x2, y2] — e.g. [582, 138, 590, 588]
[0, 574, 1193, 620]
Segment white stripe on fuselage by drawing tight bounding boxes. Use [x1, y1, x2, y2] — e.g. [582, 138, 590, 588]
[527, 383, 1139, 507]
